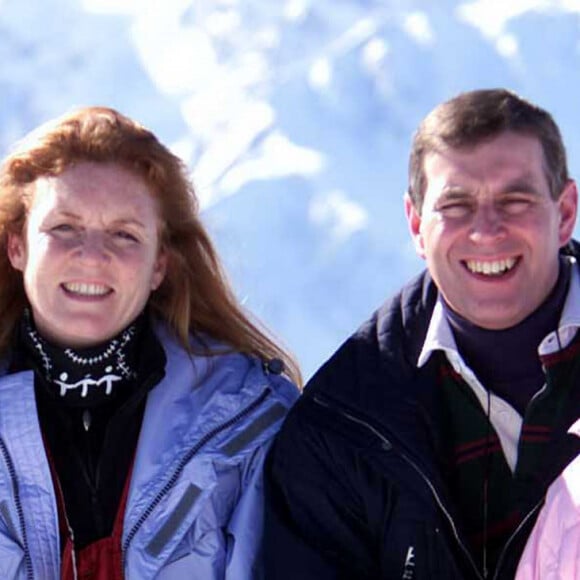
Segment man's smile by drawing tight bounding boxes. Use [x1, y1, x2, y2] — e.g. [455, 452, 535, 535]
[463, 257, 518, 277]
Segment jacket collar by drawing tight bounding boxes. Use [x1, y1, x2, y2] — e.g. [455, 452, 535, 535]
[539, 257, 580, 355]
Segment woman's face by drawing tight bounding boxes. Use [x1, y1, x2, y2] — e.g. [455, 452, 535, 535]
[8, 161, 167, 347]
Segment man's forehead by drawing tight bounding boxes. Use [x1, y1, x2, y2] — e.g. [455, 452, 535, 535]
[423, 135, 546, 178]
[420, 155, 553, 209]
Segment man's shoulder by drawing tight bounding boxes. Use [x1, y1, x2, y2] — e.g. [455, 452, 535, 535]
[304, 269, 437, 403]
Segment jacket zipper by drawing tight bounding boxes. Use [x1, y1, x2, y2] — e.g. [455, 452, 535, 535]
[491, 499, 543, 580]
[121, 386, 272, 569]
[313, 395, 483, 580]
[0, 436, 33, 580]
[53, 469, 78, 580]
[490, 368, 558, 578]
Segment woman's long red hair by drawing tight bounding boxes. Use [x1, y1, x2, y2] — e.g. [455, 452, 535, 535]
[0, 107, 301, 386]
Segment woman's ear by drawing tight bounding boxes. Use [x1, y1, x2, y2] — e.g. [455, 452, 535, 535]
[7, 233, 26, 271]
[150, 247, 167, 291]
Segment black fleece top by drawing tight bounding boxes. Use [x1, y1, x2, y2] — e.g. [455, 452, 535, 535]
[12, 315, 166, 550]
[445, 258, 571, 415]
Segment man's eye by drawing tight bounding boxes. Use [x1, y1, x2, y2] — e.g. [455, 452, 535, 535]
[501, 198, 532, 215]
[438, 203, 472, 218]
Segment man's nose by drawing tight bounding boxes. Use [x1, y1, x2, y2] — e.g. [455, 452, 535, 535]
[469, 204, 506, 242]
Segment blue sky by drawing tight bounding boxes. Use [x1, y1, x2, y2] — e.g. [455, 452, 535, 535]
[3, 0, 580, 378]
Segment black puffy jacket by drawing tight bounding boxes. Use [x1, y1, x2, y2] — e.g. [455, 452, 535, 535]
[264, 267, 580, 580]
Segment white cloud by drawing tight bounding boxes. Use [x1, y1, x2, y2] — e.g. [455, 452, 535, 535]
[131, 18, 219, 96]
[169, 137, 196, 167]
[82, 0, 197, 16]
[561, 0, 580, 11]
[308, 57, 332, 90]
[457, 0, 551, 38]
[255, 26, 280, 50]
[217, 132, 324, 197]
[178, 50, 270, 141]
[362, 37, 389, 72]
[309, 190, 368, 243]
[496, 33, 519, 58]
[284, 0, 310, 22]
[402, 11, 435, 46]
[81, 0, 141, 14]
[190, 100, 275, 197]
[332, 18, 377, 54]
[455, 0, 572, 60]
[205, 9, 241, 37]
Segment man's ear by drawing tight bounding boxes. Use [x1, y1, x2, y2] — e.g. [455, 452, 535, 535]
[404, 192, 426, 259]
[558, 179, 578, 247]
[7, 233, 26, 272]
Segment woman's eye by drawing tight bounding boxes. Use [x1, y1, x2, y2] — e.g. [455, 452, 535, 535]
[51, 224, 76, 234]
[112, 230, 139, 242]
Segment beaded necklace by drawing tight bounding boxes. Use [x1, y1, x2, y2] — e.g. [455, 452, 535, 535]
[21, 310, 139, 408]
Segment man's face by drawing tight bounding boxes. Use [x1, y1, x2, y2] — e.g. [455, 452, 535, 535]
[405, 131, 578, 329]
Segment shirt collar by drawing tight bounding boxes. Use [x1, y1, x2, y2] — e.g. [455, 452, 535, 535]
[539, 257, 580, 355]
[417, 298, 456, 368]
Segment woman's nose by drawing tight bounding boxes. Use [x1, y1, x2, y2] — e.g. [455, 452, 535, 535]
[76, 232, 111, 262]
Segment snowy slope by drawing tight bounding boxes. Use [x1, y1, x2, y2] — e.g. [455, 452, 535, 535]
[2, 0, 580, 377]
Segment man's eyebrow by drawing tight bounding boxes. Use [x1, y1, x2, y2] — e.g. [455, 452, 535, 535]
[499, 172, 544, 195]
[438, 187, 472, 199]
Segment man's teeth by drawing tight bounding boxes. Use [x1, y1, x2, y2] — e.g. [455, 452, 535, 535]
[465, 258, 517, 276]
[63, 282, 110, 296]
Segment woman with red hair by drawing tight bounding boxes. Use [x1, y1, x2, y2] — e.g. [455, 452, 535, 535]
[0, 107, 300, 578]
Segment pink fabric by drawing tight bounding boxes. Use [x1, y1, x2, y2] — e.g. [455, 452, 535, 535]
[516, 420, 580, 580]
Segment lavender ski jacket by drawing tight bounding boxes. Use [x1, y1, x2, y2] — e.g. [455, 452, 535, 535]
[0, 323, 298, 579]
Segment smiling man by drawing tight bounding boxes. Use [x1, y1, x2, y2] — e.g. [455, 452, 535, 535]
[264, 89, 580, 579]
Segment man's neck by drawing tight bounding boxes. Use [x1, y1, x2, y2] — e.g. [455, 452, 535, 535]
[444, 258, 571, 414]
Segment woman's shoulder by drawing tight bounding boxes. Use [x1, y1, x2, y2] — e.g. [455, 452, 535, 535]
[153, 320, 299, 405]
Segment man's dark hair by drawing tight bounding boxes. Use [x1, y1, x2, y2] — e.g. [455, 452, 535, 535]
[408, 88, 569, 211]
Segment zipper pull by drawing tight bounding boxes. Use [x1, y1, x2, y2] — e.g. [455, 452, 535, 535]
[82, 409, 92, 432]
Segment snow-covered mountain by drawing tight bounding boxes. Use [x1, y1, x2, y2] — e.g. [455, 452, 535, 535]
[2, 0, 580, 378]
